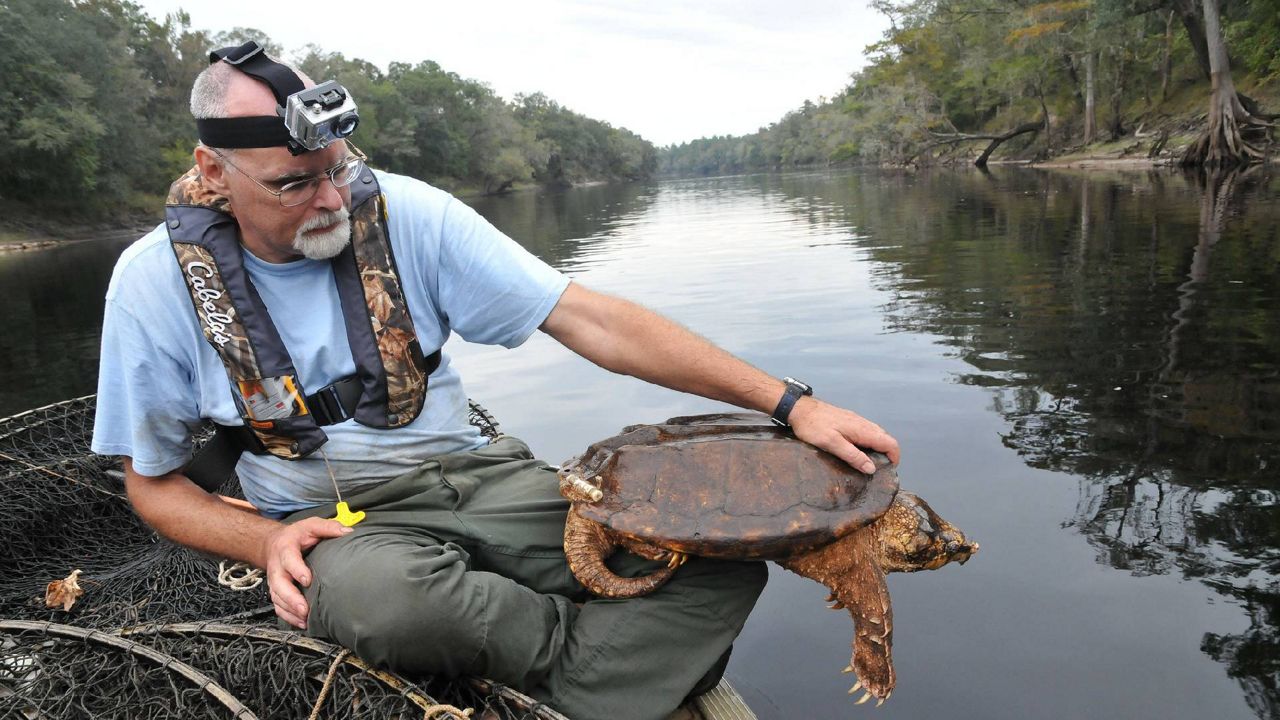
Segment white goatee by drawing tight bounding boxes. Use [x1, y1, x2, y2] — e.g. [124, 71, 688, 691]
[292, 208, 352, 260]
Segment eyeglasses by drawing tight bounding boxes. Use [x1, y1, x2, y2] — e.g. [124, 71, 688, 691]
[213, 146, 367, 207]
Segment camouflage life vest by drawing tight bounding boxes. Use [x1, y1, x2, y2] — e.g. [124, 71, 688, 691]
[164, 165, 437, 460]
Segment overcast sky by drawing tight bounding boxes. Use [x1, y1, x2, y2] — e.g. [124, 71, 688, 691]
[132, 0, 890, 146]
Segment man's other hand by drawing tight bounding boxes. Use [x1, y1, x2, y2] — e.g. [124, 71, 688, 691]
[262, 517, 352, 629]
[787, 397, 901, 475]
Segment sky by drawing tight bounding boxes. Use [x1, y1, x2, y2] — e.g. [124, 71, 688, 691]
[132, 0, 891, 147]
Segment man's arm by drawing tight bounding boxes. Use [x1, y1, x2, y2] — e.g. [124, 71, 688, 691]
[539, 282, 900, 473]
[122, 458, 351, 628]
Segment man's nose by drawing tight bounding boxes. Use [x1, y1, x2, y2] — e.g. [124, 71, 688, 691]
[313, 175, 346, 211]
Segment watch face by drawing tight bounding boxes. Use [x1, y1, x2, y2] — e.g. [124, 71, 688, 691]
[784, 377, 813, 395]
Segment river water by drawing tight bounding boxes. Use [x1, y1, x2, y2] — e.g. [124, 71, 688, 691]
[1, 166, 1278, 719]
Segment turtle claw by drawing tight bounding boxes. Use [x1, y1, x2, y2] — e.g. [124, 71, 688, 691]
[856, 692, 873, 705]
[842, 665, 854, 674]
[829, 600, 846, 610]
[876, 698, 885, 708]
[848, 681, 862, 694]
[665, 551, 688, 569]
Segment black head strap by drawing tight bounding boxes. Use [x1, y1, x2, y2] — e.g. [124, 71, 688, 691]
[198, 41, 302, 151]
[196, 116, 291, 149]
[208, 42, 303, 108]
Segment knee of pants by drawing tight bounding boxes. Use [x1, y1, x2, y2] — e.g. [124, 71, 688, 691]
[723, 559, 769, 615]
[675, 557, 769, 627]
[309, 547, 488, 676]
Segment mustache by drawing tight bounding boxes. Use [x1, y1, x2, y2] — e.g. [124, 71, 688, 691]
[299, 207, 350, 233]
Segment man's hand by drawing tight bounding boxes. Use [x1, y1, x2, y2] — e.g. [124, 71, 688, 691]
[787, 397, 901, 475]
[261, 517, 352, 629]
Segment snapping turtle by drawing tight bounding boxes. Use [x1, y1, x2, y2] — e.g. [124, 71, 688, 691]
[558, 413, 977, 705]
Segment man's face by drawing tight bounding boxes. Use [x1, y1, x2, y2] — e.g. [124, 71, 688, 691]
[216, 142, 354, 262]
[196, 70, 355, 263]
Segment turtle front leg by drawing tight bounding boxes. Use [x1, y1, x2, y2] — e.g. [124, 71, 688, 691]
[619, 537, 689, 569]
[780, 534, 896, 705]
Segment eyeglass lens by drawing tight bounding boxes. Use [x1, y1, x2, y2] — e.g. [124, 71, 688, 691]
[279, 157, 365, 207]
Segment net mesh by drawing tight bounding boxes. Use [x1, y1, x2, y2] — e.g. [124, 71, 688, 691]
[119, 623, 566, 720]
[0, 620, 253, 719]
[0, 396, 269, 627]
[0, 397, 565, 720]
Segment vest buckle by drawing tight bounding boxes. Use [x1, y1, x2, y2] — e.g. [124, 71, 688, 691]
[307, 376, 362, 426]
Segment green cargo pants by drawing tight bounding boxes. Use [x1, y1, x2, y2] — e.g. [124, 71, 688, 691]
[285, 436, 768, 720]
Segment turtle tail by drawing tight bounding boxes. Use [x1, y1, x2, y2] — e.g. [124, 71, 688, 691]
[564, 508, 676, 598]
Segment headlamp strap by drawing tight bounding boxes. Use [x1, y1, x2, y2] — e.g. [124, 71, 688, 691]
[208, 41, 303, 111]
[195, 116, 292, 149]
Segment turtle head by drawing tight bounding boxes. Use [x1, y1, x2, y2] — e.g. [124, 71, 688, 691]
[874, 492, 978, 573]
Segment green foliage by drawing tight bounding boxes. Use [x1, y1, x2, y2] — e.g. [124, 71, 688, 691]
[0, 0, 654, 222]
[1225, 2, 1280, 81]
[662, 0, 1277, 175]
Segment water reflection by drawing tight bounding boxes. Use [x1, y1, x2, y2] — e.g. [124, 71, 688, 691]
[769, 166, 1280, 717]
[467, 181, 658, 272]
[0, 238, 135, 417]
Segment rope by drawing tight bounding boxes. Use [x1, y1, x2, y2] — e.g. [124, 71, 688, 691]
[307, 648, 352, 720]
[217, 561, 264, 591]
[423, 704, 474, 719]
[0, 449, 123, 496]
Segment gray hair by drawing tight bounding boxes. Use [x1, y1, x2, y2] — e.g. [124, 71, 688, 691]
[190, 61, 236, 119]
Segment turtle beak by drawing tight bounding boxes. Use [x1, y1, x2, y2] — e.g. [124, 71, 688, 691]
[946, 540, 978, 565]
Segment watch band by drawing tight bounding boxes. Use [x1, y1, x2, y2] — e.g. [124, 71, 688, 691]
[771, 377, 813, 427]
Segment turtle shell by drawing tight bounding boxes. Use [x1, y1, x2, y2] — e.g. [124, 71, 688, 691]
[560, 412, 899, 558]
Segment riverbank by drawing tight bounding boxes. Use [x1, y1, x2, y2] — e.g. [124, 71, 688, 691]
[0, 197, 160, 254]
[0, 175, 635, 251]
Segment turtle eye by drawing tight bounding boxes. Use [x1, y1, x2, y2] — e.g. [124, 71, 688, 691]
[910, 503, 936, 533]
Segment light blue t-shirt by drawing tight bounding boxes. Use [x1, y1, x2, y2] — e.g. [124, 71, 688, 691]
[91, 170, 569, 517]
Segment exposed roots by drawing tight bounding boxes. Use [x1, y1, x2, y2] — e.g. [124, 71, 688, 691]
[1182, 91, 1273, 167]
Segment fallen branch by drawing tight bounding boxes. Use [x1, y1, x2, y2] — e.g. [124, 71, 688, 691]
[907, 118, 1046, 167]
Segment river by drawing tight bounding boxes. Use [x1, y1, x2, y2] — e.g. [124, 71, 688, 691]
[2, 166, 1278, 719]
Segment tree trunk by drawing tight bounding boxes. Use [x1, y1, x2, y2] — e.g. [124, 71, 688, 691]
[1084, 52, 1097, 145]
[1110, 48, 1127, 139]
[975, 120, 1046, 167]
[1063, 53, 1083, 107]
[1180, 0, 1270, 166]
[1035, 82, 1053, 153]
[1160, 10, 1174, 101]
[1172, 0, 1212, 81]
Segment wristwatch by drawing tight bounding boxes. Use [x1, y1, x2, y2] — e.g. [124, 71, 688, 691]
[771, 377, 813, 427]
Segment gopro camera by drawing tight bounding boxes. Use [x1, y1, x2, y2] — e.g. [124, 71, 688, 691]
[282, 80, 360, 152]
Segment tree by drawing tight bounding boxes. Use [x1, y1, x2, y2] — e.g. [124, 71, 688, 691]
[1180, 0, 1271, 166]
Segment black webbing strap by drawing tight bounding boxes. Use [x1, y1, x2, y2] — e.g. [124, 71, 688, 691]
[208, 42, 303, 108]
[185, 424, 255, 492]
[182, 350, 442, 490]
[195, 116, 291, 149]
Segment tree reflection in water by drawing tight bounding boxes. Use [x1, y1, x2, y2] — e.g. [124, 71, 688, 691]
[989, 168, 1279, 718]
[770, 165, 1280, 717]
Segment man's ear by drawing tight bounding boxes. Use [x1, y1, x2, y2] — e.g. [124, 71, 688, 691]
[193, 146, 232, 195]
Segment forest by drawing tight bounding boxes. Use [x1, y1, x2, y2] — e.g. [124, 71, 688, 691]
[0, 0, 657, 223]
[661, 0, 1279, 175]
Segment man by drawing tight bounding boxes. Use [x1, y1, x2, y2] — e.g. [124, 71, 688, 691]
[92, 45, 899, 720]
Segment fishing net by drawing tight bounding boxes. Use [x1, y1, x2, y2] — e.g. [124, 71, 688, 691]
[0, 396, 270, 627]
[0, 396, 504, 629]
[119, 623, 568, 720]
[0, 620, 254, 719]
[0, 397, 566, 720]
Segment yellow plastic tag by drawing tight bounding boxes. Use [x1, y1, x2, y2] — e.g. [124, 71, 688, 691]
[331, 501, 366, 527]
